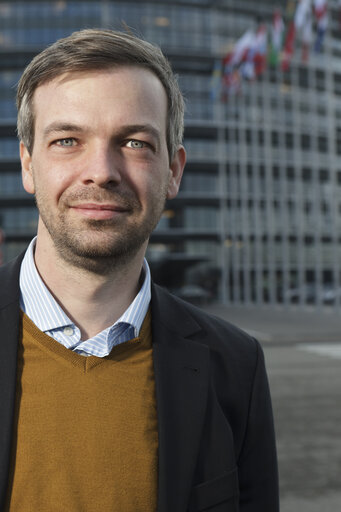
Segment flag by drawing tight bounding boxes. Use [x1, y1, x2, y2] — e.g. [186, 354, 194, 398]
[241, 24, 268, 80]
[253, 23, 268, 76]
[281, 0, 299, 71]
[281, 20, 296, 70]
[314, 0, 327, 19]
[301, 5, 313, 61]
[282, 0, 312, 70]
[223, 29, 255, 71]
[222, 29, 254, 96]
[295, 0, 311, 30]
[222, 23, 268, 97]
[269, 9, 285, 67]
[313, 0, 328, 52]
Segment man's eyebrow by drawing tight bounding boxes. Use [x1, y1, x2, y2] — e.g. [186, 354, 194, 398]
[116, 124, 161, 144]
[43, 122, 87, 138]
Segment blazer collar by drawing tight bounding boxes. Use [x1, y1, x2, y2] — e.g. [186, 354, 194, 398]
[151, 284, 210, 512]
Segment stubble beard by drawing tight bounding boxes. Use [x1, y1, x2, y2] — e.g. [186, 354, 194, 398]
[34, 185, 167, 275]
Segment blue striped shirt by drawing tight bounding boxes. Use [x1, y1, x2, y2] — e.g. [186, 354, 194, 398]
[19, 238, 151, 357]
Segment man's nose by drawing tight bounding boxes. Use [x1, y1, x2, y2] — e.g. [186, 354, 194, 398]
[80, 144, 122, 186]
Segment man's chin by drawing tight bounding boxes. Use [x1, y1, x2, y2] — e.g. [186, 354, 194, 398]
[52, 233, 147, 274]
[55, 247, 132, 274]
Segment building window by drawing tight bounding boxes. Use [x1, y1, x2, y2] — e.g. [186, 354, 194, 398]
[318, 135, 328, 153]
[301, 133, 311, 150]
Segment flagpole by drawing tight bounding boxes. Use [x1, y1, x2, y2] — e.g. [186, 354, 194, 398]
[323, 7, 340, 308]
[214, 95, 229, 305]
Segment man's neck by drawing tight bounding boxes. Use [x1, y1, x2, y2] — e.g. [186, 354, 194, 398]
[33, 239, 146, 340]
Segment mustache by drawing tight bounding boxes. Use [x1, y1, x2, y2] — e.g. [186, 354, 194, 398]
[61, 188, 140, 209]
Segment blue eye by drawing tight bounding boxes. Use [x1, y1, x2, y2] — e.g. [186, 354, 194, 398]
[126, 140, 145, 149]
[57, 138, 76, 147]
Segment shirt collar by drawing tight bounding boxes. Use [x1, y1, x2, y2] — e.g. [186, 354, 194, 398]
[19, 237, 151, 339]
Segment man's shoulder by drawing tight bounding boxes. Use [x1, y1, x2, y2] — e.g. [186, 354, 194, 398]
[152, 283, 260, 361]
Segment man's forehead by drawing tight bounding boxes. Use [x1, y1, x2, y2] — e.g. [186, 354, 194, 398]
[32, 66, 168, 127]
[33, 65, 165, 96]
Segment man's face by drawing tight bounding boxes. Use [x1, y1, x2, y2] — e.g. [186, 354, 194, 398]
[20, 66, 185, 272]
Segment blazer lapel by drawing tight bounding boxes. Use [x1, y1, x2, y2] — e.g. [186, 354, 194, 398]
[0, 254, 23, 508]
[151, 284, 210, 512]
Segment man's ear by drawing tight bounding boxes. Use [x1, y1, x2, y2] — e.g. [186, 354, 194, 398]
[167, 145, 186, 199]
[20, 141, 35, 194]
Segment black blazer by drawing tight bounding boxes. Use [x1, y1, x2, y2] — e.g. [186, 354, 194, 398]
[0, 253, 279, 512]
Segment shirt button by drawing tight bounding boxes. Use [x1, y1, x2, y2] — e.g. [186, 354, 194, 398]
[63, 326, 74, 336]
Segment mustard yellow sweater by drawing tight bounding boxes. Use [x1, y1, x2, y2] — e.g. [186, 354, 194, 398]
[5, 310, 158, 511]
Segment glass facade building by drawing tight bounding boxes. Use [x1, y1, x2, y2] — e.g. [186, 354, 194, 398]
[1, 0, 341, 306]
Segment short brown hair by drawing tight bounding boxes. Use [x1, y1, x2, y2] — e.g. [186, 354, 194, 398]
[16, 28, 185, 160]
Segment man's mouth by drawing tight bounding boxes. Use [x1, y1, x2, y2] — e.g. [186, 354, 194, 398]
[69, 203, 129, 220]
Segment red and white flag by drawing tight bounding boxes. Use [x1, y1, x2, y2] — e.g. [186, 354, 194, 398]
[223, 29, 255, 71]
[282, 0, 313, 69]
[241, 24, 268, 80]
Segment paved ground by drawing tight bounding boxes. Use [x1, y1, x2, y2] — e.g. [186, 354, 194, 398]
[266, 344, 341, 511]
[203, 303, 341, 344]
[202, 303, 341, 511]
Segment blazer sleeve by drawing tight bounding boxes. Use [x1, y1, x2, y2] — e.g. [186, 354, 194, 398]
[237, 340, 279, 512]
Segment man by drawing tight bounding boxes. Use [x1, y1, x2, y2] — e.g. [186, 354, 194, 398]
[0, 29, 279, 511]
